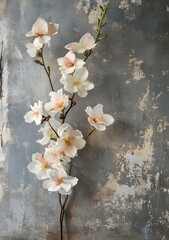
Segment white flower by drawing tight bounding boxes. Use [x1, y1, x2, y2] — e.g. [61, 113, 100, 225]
[42, 166, 78, 194]
[65, 33, 97, 54]
[60, 67, 94, 98]
[26, 38, 43, 57]
[44, 89, 69, 116]
[26, 17, 59, 44]
[24, 100, 43, 125]
[57, 51, 85, 75]
[44, 140, 71, 166]
[37, 118, 60, 145]
[85, 104, 114, 131]
[56, 123, 86, 158]
[65, 42, 79, 53]
[27, 153, 51, 180]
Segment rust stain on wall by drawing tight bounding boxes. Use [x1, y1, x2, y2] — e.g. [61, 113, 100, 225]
[0, 0, 6, 15]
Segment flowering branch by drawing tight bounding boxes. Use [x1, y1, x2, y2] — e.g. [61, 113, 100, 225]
[84, 5, 108, 62]
[24, 6, 114, 240]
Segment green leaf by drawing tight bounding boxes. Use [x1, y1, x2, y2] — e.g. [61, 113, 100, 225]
[97, 18, 101, 26]
[34, 60, 43, 66]
[99, 34, 108, 40]
[99, 5, 104, 11]
[36, 51, 42, 57]
[47, 66, 50, 75]
[103, 5, 107, 12]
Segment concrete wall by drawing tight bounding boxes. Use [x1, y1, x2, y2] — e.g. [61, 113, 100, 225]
[0, 0, 169, 239]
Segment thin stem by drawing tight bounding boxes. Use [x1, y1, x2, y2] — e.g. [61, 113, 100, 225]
[41, 45, 54, 92]
[58, 163, 72, 240]
[41, 115, 59, 138]
[84, 6, 107, 62]
[48, 121, 59, 138]
[61, 93, 76, 124]
[85, 129, 95, 140]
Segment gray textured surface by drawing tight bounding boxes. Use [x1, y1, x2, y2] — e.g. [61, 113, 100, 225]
[0, 0, 169, 239]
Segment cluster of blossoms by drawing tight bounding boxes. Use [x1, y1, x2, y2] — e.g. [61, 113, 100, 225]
[24, 16, 114, 196]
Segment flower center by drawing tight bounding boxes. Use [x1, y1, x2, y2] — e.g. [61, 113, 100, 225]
[92, 116, 103, 123]
[64, 137, 72, 145]
[56, 178, 63, 185]
[54, 102, 64, 109]
[33, 111, 39, 116]
[73, 80, 80, 86]
[66, 62, 74, 67]
[42, 162, 48, 169]
[49, 133, 54, 138]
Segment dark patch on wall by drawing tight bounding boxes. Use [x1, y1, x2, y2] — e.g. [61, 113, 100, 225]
[0, 41, 3, 99]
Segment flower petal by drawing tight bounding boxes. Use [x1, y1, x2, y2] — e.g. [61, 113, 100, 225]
[26, 31, 34, 37]
[32, 17, 48, 36]
[65, 42, 79, 52]
[103, 114, 115, 126]
[24, 111, 34, 123]
[48, 23, 59, 36]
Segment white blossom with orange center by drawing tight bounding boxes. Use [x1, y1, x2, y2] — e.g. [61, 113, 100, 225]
[60, 67, 94, 97]
[65, 33, 97, 54]
[44, 89, 69, 116]
[26, 38, 43, 58]
[24, 100, 43, 125]
[85, 103, 115, 131]
[27, 153, 51, 180]
[42, 166, 78, 194]
[37, 117, 60, 145]
[57, 51, 85, 75]
[56, 123, 86, 158]
[26, 17, 59, 44]
[44, 140, 71, 167]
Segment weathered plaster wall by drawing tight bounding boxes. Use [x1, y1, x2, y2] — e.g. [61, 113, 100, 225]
[0, 0, 169, 239]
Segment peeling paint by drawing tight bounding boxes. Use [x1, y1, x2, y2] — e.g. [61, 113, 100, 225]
[157, 117, 169, 133]
[76, 0, 109, 26]
[129, 57, 145, 82]
[137, 83, 149, 111]
[85, 219, 102, 231]
[119, 0, 142, 10]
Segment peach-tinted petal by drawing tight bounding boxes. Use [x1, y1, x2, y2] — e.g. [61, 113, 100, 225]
[38, 35, 51, 44]
[65, 42, 79, 52]
[24, 111, 34, 123]
[48, 23, 59, 36]
[26, 31, 34, 37]
[65, 51, 75, 62]
[32, 17, 48, 36]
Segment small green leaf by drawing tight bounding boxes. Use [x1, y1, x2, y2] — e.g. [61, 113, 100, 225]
[47, 66, 50, 75]
[36, 51, 42, 57]
[99, 34, 108, 40]
[103, 5, 107, 12]
[100, 5, 104, 11]
[97, 18, 101, 26]
[34, 60, 43, 66]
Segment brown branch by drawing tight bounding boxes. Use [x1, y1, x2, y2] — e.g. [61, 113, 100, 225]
[85, 129, 95, 140]
[61, 93, 76, 124]
[41, 45, 54, 92]
[84, 5, 107, 62]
